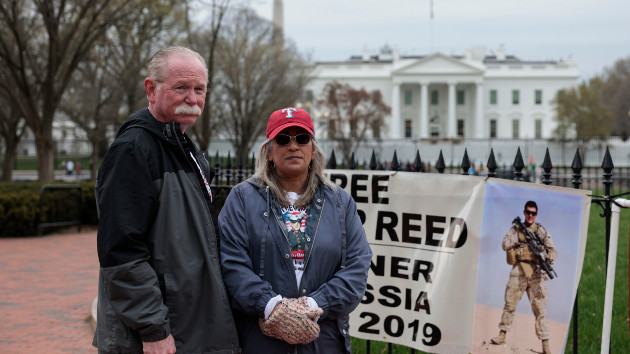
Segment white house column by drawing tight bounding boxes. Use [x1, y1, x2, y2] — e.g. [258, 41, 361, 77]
[475, 81, 484, 138]
[420, 82, 429, 138]
[391, 83, 401, 138]
[448, 81, 456, 137]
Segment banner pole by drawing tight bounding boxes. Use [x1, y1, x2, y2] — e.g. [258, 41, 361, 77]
[601, 198, 629, 353]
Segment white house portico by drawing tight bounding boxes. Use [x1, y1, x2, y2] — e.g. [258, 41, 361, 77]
[391, 53, 485, 138]
[305, 45, 579, 140]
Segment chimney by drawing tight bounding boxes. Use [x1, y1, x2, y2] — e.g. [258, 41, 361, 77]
[496, 44, 506, 61]
[362, 46, 370, 61]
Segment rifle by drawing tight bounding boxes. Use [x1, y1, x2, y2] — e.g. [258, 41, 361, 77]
[512, 216, 558, 279]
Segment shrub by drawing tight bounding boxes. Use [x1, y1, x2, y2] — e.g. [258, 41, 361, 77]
[0, 182, 97, 237]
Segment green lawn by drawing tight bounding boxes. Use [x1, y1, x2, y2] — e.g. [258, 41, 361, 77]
[350, 204, 630, 353]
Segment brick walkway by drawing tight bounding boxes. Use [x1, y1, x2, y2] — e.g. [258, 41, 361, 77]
[0, 230, 98, 353]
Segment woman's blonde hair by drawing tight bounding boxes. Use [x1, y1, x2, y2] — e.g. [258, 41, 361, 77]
[253, 138, 336, 208]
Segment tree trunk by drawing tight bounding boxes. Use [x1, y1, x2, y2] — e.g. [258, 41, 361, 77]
[1, 143, 16, 182]
[36, 134, 55, 182]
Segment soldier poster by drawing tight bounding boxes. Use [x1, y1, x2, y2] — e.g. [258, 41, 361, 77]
[473, 179, 590, 353]
[325, 170, 591, 353]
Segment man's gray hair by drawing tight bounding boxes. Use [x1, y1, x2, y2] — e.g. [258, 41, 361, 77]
[253, 139, 336, 209]
[147, 46, 208, 82]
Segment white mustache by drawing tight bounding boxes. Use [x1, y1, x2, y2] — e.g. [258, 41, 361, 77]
[175, 104, 202, 115]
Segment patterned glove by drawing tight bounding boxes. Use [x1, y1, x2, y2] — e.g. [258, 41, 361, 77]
[259, 296, 323, 344]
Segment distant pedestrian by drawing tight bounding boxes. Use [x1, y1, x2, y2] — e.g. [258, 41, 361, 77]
[76, 162, 82, 176]
[66, 160, 74, 175]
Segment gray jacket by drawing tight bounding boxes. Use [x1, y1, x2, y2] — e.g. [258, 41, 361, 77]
[93, 108, 239, 353]
[219, 179, 372, 353]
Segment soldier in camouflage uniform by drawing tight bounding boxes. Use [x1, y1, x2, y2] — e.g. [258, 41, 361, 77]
[491, 201, 557, 354]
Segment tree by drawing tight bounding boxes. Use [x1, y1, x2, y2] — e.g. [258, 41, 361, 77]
[0, 0, 147, 182]
[211, 7, 310, 162]
[59, 43, 122, 181]
[0, 87, 28, 182]
[59, 0, 187, 180]
[602, 56, 630, 140]
[186, 0, 231, 153]
[553, 77, 614, 140]
[317, 81, 391, 163]
[110, 0, 188, 124]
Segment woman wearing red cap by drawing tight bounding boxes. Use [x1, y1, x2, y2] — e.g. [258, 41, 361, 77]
[219, 107, 372, 353]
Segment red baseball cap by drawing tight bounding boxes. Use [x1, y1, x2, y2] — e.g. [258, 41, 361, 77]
[266, 107, 315, 139]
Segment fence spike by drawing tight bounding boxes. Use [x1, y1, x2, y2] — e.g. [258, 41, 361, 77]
[327, 150, 337, 169]
[601, 146, 614, 171]
[461, 148, 471, 175]
[214, 150, 220, 169]
[542, 148, 553, 185]
[513, 147, 525, 181]
[251, 152, 256, 171]
[571, 149, 583, 189]
[487, 148, 497, 177]
[226, 151, 233, 169]
[391, 151, 400, 171]
[436, 150, 445, 174]
[413, 150, 423, 172]
[349, 152, 357, 170]
[571, 149, 583, 170]
[601, 146, 613, 200]
[369, 150, 378, 170]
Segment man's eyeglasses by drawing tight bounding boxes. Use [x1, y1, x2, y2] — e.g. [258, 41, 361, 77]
[525, 210, 537, 216]
[274, 134, 312, 146]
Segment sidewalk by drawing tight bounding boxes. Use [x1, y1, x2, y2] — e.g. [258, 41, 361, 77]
[0, 230, 98, 353]
[11, 170, 93, 182]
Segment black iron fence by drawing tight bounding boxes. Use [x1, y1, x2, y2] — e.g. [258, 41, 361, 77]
[207, 145, 623, 354]
[6, 136, 630, 171]
[209, 146, 630, 196]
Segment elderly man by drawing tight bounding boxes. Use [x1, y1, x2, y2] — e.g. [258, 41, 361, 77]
[93, 46, 238, 353]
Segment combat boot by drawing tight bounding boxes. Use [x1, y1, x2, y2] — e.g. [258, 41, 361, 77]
[542, 339, 551, 354]
[490, 330, 506, 344]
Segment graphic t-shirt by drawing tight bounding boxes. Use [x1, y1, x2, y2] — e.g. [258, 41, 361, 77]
[282, 192, 307, 287]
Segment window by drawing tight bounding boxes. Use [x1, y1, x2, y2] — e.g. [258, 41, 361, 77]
[457, 90, 465, 105]
[535, 90, 542, 105]
[430, 115, 440, 136]
[512, 90, 520, 105]
[404, 90, 412, 105]
[457, 119, 465, 137]
[490, 119, 497, 138]
[512, 119, 519, 138]
[431, 90, 438, 105]
[489, 90, 497, 105]
[405, 119, 412, 138]
[535, 119, 542, 138]
[372, 90, 381, 104]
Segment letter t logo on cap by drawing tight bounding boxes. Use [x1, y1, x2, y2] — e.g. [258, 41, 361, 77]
[282, 108, 298, 118]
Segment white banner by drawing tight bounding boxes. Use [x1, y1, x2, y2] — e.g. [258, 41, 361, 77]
[325, 170, 591, 354]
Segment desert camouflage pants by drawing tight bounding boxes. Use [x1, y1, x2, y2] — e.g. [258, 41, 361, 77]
[498, 264, 549, 340]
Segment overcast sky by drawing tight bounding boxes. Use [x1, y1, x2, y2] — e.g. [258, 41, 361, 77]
[249, 0, 630, 81]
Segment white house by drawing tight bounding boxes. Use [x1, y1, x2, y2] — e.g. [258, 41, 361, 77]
[304, 45, 579, 140]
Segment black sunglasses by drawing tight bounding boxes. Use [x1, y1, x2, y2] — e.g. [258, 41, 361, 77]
[274, 134, 312, 146]
[525, 210, 537, 216]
